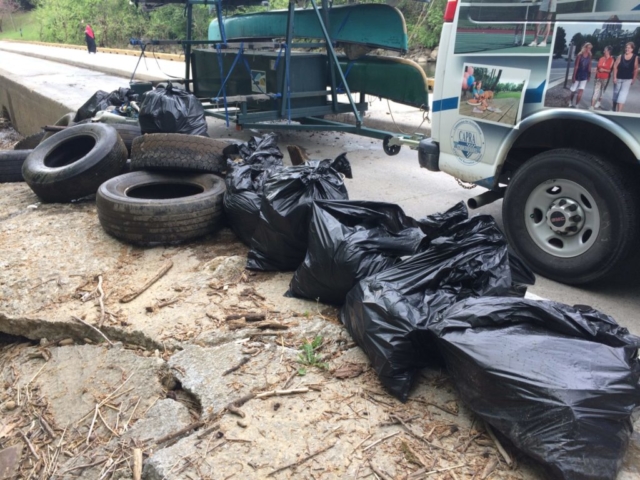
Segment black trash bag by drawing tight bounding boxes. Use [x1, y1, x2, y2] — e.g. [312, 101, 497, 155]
[247, 162, 349, 271]
[238, 134, 284, 167]
[507, 246, 536, 286]
[288, 200, 427, 305]
[339, 215, 513, 401]
[416, 201, 468, 239]
[223, 159, 283, 246]
[431, 297, 640, 480]
[74, 88, 139, 122]
[138, 83, 208, 136]
[307, 153, 353, 179]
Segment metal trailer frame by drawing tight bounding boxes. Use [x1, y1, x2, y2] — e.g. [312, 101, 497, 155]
[134, 0, 426, 154]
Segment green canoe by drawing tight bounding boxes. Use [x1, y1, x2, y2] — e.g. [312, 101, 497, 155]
[338, 56, 429, 109]
[208, 4, 408, 53]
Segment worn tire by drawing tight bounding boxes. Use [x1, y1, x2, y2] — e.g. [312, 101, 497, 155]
[14, 131, 45, 150]
[111, 123, 142, 157]
[130, 134, 227, 174]
[503, 149, 639, 284]
[97, 171, 226, 245]
[22, 123, 128, 202]
[42, 112, 75, 142]
[0, 150, 31, 182]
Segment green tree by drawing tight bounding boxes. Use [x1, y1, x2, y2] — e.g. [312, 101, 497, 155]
[554, 26, 566, 58]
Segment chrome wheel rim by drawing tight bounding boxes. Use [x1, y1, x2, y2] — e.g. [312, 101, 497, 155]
[524, 179, 600, 258]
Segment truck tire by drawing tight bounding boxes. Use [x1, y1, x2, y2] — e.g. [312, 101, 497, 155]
[130, 134, 227, 174]
[22, 123, 128, 202]
[111, 123, 142, 157]
[41, 112, 75, 142]
[13, 132, 45, 150]
[0, 150, 31, 182]
[502, 148, 639, 284]
[96, 171, 226, 245]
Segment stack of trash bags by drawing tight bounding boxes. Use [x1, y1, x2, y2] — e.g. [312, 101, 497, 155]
[333, 210, 640, 480]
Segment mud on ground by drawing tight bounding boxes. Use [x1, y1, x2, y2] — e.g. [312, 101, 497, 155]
[1, 121, 639, 480]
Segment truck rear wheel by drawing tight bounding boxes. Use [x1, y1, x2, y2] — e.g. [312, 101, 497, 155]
[502, 148, 638, 284]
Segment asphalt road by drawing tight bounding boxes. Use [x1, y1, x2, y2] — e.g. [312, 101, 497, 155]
[2, 43, 639, 336]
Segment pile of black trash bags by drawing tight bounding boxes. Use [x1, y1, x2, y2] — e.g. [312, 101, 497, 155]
[75, 84, 208, 136]
[224, 134, 640, 480]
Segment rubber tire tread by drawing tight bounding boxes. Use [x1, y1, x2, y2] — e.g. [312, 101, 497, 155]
[110, 123, 142, 157]
[22, 123, 128, 203]
[42, 112, 75, 142]
[130, 134, 227, 174]
[13, 132, 45, 150]
[502, 148, 639, 284]
[0, 150, 31, 182]
[96, 171, 226, 245]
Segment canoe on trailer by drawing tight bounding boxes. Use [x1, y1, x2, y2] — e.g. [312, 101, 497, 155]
[338, 56, 429, 109]
[208, 4, 408, 53]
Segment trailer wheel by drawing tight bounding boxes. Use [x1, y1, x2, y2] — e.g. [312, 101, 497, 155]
[383, 136, 401, 156]
[130, 134, 227, 174]
[0, 150, 31, 182]
[502, 149, 638, 284]
[96, 171, 226, 246]
[22, 123, 127, 202]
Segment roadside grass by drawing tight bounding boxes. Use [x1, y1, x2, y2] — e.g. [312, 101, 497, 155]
[496, 91, 522, 99]
[0, 11, 39, 41]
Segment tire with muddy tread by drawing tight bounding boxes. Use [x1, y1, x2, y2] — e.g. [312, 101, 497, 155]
[42, 112, 75, 142]
[0, 150, 31, 182]
[110, 123, 142, 157]
[22, 123, 128, 203]
[96, 171, 226, 245]
[130, 134, 227, 174]
[503, 148, 639, 284]
[13, 132, 45, 150]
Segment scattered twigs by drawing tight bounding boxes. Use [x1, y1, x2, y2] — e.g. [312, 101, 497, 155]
[57, 458, 108, 475]
[120, 259, 173, 303]
[424, 464, 468, 476]
[390, 414, 454, 453]
[362, 431, 400, 452]
[226, 393, 256, 418]
[87, 405, 99, 446]
[133, 448, 143, 480]
[484, 422, 512, 466]
[225, 313, 266, 322]
[222, 357, 251, 376]
[39, 416, 55, 440]
[369, 461, 393, 480]
[255, 387, 309, 399]
[19, 430, 39, 460]
[97, 407, 120, 437]
[72, 316, 114, 346]
[96, 275, 105, 327]
[146, 297, 180, 313]
[227, 320, 288, 331]
[153, 421, 205, 447]
[457, 433, 482, 453]
[481, 458, 498, 479]
[267, 441, 337, 477]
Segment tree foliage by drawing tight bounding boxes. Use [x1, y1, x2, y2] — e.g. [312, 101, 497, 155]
[33, 0, 442, 50]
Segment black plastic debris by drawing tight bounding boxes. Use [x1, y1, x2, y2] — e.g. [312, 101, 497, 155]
[287, 200, 427, 305]
[74, 88, 139, 122]
[247, 161, 350, 271]
[138, 83, 208, 136]
[416, 201, 468, 240]
[237, 134, 284, 167]
[431, 297, 640, 480]
[339, 215, 513, 401]
[223, 159, 283, 246]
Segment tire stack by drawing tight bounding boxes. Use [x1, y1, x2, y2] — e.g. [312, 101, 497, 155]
[96, 133, 229, 246]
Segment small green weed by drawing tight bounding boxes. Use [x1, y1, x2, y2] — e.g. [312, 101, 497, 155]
[297, 336, 328, 375]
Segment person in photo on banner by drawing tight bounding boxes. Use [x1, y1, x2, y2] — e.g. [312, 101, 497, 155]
[569, 42, 592, 108]
[591, 45, 614, 110]
[612, 42, 638, 112]
[529, 0, 556, 47]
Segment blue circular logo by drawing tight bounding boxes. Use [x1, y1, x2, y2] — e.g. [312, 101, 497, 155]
[450, 119, 485, 165]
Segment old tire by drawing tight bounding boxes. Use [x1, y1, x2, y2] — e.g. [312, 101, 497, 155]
[0, 150, 31, 182]
[111, 123, 142, 157]
[502, 149, 639, 284]
[22, 123, 128, 202]
[130, 134, 227, 174]
[97, 171, 226, 245]
[14, 131, 45, 150]
[42, 112, 75, 142]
